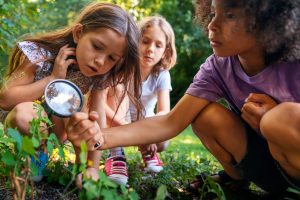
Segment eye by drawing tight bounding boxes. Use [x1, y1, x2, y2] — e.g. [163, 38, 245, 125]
[156, 43, 163, 48]
[92, 43, 103, 50]
[208, 12, 215, 21]
[142, 38, 150, 44]
[109, 56, 117, 62]
[225, 12, 236, 19]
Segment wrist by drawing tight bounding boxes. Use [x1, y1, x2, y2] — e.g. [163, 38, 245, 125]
[47, 74, 58, 82]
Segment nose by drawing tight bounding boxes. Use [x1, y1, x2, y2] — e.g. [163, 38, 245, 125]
[208, 15, 219, 33]
[94, 54, 105, 67]
[146, 43, 155, 53]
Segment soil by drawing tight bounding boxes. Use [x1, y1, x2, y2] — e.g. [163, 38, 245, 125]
[0, 177, 78, 200]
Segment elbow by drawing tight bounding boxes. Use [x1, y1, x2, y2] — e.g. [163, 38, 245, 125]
[0, 93, 13, 111]
[0, 101, 12, 111]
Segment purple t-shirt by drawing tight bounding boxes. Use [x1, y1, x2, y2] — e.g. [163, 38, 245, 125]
[186, 54, 300, 112]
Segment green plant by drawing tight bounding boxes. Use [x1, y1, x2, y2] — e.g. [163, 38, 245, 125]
[76, 142, 139, 200]
[0, 102, 64, 200]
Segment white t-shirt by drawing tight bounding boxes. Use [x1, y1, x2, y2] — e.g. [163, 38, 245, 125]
[130, 70, 172, 121]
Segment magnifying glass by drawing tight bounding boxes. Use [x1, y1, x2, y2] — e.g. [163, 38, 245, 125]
[43, 79, 101, 149]
[43, 79, 84, 118]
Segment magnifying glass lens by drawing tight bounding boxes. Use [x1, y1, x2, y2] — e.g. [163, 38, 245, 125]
[44, 79, 84, 117]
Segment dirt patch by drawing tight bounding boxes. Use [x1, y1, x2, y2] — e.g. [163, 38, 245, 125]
[0, 177, 78, 200]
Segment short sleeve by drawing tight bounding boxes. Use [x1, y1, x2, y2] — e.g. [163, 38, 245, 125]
[186, 55, 223, 102]
[18, 41, 52, 68]
[156, 70, 172, 91]
[18, 41, 53, 80]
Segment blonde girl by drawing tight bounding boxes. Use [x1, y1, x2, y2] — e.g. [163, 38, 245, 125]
[103, 16, 177, 185]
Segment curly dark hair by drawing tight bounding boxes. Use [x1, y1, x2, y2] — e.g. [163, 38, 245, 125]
[195, 0, 300, 65]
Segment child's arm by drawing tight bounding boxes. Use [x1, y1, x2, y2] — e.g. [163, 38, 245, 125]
[102, 94, 210, 149]
[0, 57, 55, 110]
[0, 45, 75, 110]
[89, 89, 107, 128]
[66, 94, 210, 150]
[155, 89, 170, 116]
[105, 85, 129, 127]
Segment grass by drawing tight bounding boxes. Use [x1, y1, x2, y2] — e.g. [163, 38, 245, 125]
[118, 126, 224, 199]
[2, 124, 298, 199]
[119, 126, 280, 200]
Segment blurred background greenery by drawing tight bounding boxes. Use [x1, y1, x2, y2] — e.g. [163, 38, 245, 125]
[0, 0, 212, 105]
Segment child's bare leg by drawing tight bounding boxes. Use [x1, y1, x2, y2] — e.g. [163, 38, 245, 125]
[50, 115, 67, 143]
[260, 102, 300, 180]
[5, 102, 47, 134]
[191, 102, 247, 180]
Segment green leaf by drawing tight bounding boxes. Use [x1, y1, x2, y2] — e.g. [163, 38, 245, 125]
[154, 185, 168, 200]
[21, 136, 35, 155]
[1, 151, 16, 166]
[58, 146, 65, 160]
[46, 140, 54, 155]
[30, 160, 38, 176]
[80, 142, 87, 164]
[0, 137, 15, 144]
[102, 189, 115, 200]
[7, 128, 22, 150]
[32, 137, 40, 148]
[129, 191, 139, 200]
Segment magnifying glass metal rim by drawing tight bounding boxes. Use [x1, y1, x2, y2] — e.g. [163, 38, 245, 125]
[43, 79, 84, 118]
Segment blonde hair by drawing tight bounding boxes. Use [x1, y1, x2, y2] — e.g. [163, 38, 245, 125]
[138, 16, 177, 74]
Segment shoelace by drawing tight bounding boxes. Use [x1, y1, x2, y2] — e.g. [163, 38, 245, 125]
[107, 157, 128, 176]
[143, 155, 163, 166]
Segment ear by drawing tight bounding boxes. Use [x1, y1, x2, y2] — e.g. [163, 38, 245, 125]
[72, 24, 83, 44]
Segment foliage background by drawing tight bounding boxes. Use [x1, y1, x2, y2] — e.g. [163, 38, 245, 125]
[0, 0, 212, 105]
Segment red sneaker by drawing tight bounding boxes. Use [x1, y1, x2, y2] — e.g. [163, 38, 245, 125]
[143, 153, 163, 173]
[105, 155, 128, 185]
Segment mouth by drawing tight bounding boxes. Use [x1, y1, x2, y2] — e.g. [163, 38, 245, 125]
[88, 66, 98, 73]
[209, 39, 222, 47]
[143, 56, 153, 61]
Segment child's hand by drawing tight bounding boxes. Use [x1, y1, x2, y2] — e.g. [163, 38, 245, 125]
[66, 111, 104, 151]
[51, 44, 76, 79]
[241, 93, 277, 130]
[139, 144, 157, 157]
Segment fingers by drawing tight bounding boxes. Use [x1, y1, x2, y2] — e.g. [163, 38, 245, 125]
[141, 144, 157, 157]
[88, 111, 99, 121]
[241, 110, 259, 129]
[242, 101, 262, 116]
[52, 44, 77, 79]
[67, 111, 103, 150]
[245, 93, 275, 104]
[150, 144, 157, 157]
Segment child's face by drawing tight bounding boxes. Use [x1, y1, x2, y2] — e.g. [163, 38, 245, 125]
[208, 0, 258, 57]
[73, 25, 126, 77]
[139, 25, 167, 69]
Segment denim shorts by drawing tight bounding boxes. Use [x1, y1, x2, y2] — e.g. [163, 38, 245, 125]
[234, 121, 300, 194]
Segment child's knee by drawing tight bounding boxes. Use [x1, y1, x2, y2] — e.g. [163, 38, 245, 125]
[191, 102, 237, 137]
[260, 102, 300, 139]
[6, 102, 41, 133]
